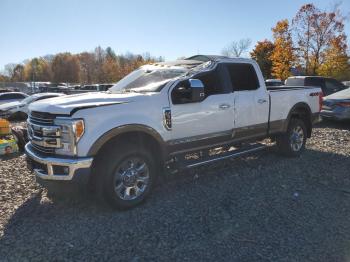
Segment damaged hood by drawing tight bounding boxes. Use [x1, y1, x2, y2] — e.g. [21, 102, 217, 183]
[28, 92, 148, 115]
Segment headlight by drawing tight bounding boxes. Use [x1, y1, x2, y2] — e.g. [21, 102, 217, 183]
[53, 118, 85, 156]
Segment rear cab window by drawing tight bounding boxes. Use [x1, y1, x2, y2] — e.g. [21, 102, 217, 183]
[285, 78, 305, 86]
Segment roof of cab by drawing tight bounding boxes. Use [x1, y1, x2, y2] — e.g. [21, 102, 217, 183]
[153, 55, 255, 69]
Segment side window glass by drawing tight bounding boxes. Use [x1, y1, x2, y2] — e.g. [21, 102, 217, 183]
[2, 94, 12, 99]
[171, 67, 227, 104]
[325, 80, 341, 95]
[226, 63, 259, 91]
[195, 67, 227, 96]
[14, 94, 25, 99]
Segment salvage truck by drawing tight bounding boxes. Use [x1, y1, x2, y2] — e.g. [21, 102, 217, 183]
[25, 55, 322, 209]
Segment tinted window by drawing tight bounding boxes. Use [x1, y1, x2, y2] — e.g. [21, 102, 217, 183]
[226, 63, 259, 91]
[1, 93, 25, 100]
[324, 79, 346, 95]
[305, 77, 323, 87]
[172, 67, 226, 104]
[195, 67, 227, 96]
[285, 78, 305, 86]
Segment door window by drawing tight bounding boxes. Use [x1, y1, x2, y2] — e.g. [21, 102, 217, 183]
[226, 63, 260, 91]
[171, 66, 228, 104]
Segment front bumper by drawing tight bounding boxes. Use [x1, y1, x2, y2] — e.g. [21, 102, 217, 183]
[25, 143, 93, 181]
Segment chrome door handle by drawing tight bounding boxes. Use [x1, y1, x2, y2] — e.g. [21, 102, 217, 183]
[258, 99, 267, 104]
[219, 104, 231, 110]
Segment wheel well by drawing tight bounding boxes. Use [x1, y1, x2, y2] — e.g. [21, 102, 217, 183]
[289, 106, 312, 137]
[89, 131, 164, 184]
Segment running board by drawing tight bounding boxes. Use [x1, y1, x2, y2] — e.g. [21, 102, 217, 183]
[165, 142, 269, 172]
[185, 144, 267, 168]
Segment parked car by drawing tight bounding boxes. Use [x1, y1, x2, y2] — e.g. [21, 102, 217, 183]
[0, 93, 65, 120]
[80, 84, 114, 92]
[286, 76, 347, 96]
[321, 87, 350, 120]
[0, 89, 12, 93]
[25, 55, 322, 209]
[265, 79, 283, 87]
[0, 92, 28, 106]
[342, 81, 350, 87]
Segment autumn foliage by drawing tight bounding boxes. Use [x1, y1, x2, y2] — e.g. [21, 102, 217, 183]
[2, 47, 162, 84]
[250, 40, 274, 79]
[250, 3, 349, 81]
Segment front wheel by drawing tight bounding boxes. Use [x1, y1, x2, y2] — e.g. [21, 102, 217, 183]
[276, 118, 307, 157]
[95, 143, 157, 209]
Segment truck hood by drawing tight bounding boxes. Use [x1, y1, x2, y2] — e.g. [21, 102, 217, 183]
[28, 92, 150, 115]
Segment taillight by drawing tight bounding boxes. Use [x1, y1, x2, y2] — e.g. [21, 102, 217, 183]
[318, 92, 324, 112]
[336, 102, 350, 107]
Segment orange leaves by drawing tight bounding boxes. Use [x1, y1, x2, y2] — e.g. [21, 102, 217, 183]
[250, 40, 274, 79]
[270, 20, 295, 80]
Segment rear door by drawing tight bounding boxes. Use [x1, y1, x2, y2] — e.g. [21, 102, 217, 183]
[225, 62, 269, 139]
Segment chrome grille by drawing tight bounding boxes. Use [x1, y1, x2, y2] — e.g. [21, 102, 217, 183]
[29, 111, 56, 126]
[31, 143, 55, 155]
[28, 111, 62, 154]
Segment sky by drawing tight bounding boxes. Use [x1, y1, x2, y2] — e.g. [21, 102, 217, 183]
[0, 0, 349, 71]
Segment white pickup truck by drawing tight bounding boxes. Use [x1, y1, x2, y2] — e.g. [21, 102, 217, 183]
[25, 55, 322, 209]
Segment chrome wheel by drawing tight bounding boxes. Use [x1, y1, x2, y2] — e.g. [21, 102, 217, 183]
[113, 157, 150, 201]
[290, 125, 304, 152]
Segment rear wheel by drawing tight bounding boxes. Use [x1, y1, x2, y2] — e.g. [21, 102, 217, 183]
[95, 142, 157, 209]
[277, 118, 307, 157]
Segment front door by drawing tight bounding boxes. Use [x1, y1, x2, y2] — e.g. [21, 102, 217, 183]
[169, 64, 234, 151]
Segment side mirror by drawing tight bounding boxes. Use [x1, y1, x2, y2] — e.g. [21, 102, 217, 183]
[189, 79, 205, 102]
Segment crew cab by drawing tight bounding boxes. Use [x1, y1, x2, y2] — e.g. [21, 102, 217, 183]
[25, 55, 322, 209]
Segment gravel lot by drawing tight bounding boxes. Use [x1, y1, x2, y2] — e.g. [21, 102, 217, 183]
[1, 120, 350, 261]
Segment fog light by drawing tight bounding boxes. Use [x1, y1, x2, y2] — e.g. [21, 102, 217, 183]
[52, 165, 70, 175]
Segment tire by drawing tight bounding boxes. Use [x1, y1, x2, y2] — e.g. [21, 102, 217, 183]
[95, 142, 157, 209]
[276, 118, 307, 157]
[11, 128, 26, 152]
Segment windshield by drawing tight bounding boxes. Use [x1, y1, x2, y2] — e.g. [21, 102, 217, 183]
[109, 65, 188, 93]
[21, 96, 37, 104]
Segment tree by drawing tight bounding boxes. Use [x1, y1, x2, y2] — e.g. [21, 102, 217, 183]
[102, 58, 119, 83]
[51, 53, 80, 83]
[106, 47, 117, 60]
[317, 34, 350, 80]
[78, 52, 96, 84]
[94, 46, 106, 82]
[292, 3, 346, 75]
[271, 20, 295, 80]
[4, 63, 16, 79]
[12, 64, 25, 81]
[250, 40, 275, 79]
[222, 38, 252, 57]
[0, 74, 9, 82]
[23, 58, 52, 82]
